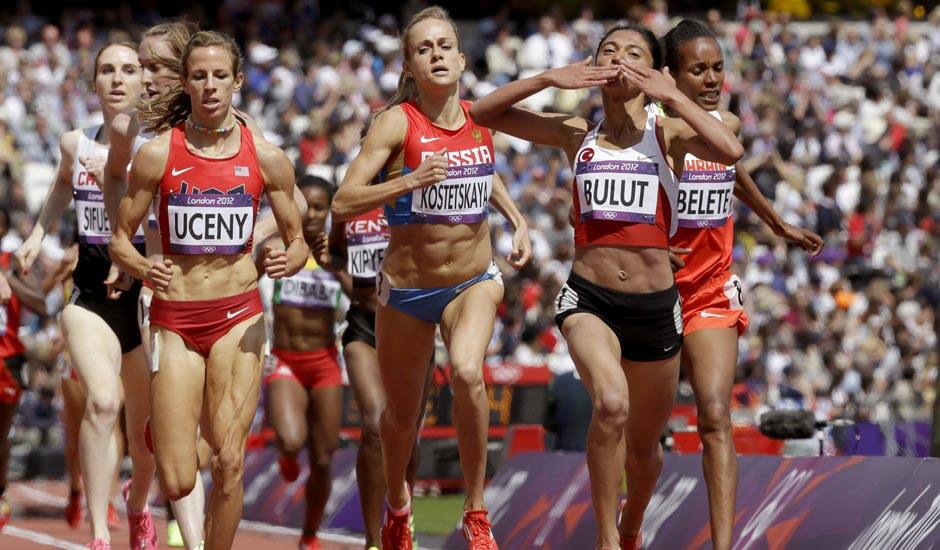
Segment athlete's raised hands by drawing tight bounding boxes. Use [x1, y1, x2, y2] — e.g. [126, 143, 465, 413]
[408, 148, 450, 190]
[546, 58, 620, 89]
[619, 62, 679, 103]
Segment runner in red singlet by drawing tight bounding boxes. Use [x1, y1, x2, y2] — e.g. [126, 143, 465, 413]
[109, 31, 307, 550]
[662, 20, 822, 550]
[0, 207, 47, 532]
[470, 23, 744, 550]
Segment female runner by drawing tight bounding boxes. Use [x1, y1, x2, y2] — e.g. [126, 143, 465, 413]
[15, 42, 158, 550]
[469, 23, 743, 550]
[259, 175, 344, 550]
[0, 209, 47, 531]
[661, 19, 822, 550]
[109, 30, 306, 550]
[332, 7, 530, 549]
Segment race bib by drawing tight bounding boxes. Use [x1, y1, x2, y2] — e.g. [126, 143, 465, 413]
[276, 271, 341, 310]
[347, 235, 387, 279]
[167, 193, 254, 254]
[575, 160, 660, 223]
[74, 188, 146, 244]
[410, 162, 493, 224]
[677, 167, 736, 229]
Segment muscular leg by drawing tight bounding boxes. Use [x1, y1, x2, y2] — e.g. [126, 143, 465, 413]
[303, 384, 342, 537]
[266, 376, 309, 458]
[440, 280, 503, 511]
[376, 305, 436, 510]
[62, 304, 124, 542]
[344, 342, 386, 546]
[202, 315, 265, 550]
[683, 328, 738, 550]
[61, 377, 85, 494]
[561, 314, 628, 550]
[618, 354, 680, 541]
[406, 362, 434, 490]
[120, 345, 156, 512]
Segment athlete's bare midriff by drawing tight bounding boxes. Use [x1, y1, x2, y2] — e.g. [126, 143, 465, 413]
[272, 305, 334, 352]
[572, 245, 674, 294]
[154, 253, 258, 301]
[382, 221, 492, 288]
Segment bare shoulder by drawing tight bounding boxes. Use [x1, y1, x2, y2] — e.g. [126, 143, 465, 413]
[718, 110, 741, 135]
[134, 132, 171, 175]
[255, 139, 293, 185]
[366, 106, 408, 146]
[233, 108, 267, 140]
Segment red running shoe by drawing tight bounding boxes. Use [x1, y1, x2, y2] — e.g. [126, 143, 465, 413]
[108, 503, 120, 528]
[278, 454, 300, 482]
[86, 539, 111, 549]
[620, 532, 642, 550]
[123, 480, 157, 550]
[65, 490, 83, 529]
[381, 507, 413, 550]
[298, 534, 321, 549]
[0, 496, 11, 532]
[462, 509, 498, 550]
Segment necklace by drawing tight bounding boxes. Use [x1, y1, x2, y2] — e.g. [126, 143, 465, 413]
[186, 115, 236, 135]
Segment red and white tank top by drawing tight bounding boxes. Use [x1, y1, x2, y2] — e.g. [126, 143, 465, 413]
[72, 126, 144, 245]
[156, 123, 264, 255]
[382, 100, 495, 226]
[672, 110, 736, 288]
[344, 208, 389, 287]
[572, 105, 677, 249]
[0, 253, 24, 359]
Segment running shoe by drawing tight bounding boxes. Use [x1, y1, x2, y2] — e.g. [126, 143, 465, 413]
[381, 507, 413, 550]
[619, 532, 642, 550]
[278, 454, 301, 482]
[107, 503, 120, 528]
[65, 490, 83, 529]
[0, 496, 11, 532]
[166, 519, 184, 547]
[298, 534, 321, 549]
[87, 539, 111, 550]
[462, 509, 498, 550]
[122, 480, 157, 550]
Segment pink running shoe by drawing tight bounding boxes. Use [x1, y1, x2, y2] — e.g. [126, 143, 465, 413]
[122, 480, 157, 550]
[87, 539, 111, 550]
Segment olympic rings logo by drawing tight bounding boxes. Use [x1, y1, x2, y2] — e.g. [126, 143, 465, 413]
[449, 215, 463, 223]
[203, 246, 217, 253]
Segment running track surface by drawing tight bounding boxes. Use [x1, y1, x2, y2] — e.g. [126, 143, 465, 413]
[1, 480, 365, 549]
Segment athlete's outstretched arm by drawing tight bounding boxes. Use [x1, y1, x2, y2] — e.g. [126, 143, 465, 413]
[470, 59, 613, 152]
[332, 108, 447, 221]
[734, 166, 823, 255]
[0, 258, 47, 315]
[257, 141, 308, 279]
[102, 113, 135, 223]
[15, 131, 80, 275]
[110, 137, 173, 290]
[489, 172, 532, 270]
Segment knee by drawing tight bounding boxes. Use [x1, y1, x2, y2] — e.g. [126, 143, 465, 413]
[160, 466, 196, 501]
[213, 446, 245, 483]
[360, 411, 383, 447]
[86, 394, 121, 424]
[697, 400, 732, 438]
[313, 446, 336, 470]
[593, 389, 629, 429]
[381, 404, 419, 434]
[450, 358, 484, 392]
[277, 432, 306, 457]
[625, 443, 661, 472]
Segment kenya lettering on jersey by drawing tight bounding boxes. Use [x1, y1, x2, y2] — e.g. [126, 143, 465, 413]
[158, 122, 264, 255]
[677, 156, 736, 229]
[575, 159, 660, 223]
[345, 210, 389, 280]
[273, 259, 342, 310]
[384, 100, 495, 226]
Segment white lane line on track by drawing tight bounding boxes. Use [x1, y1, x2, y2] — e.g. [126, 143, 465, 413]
[14, 483, 367, 545]
[2, 525, 87, 549]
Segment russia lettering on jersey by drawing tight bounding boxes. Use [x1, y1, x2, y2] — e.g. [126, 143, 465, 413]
[676, 156, 736, 229]
[411, 146, 493, 224]
[275, 262, 341, 310]
[345, 212, 389, 280]
[575, 156, 660, 223]
[159, 122, 263, 255]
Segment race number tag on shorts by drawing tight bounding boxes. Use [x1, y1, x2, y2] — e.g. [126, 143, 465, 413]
[677, 162, 736, 228]
[167, 193, 254, 254]
[410, 154, 493, 224]
[277, 271, 342, 310]
[575, 160, 659, 223]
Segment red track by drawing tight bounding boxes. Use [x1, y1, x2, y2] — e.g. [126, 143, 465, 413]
[1, 480, 363, 549]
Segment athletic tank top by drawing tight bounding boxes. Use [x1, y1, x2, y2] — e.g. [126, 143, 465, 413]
[572, 105, 677, 249]
[672, 110, 736, 288]
[0, 253, 25, 359]
[344, 208, 389, 288]
[272, 257, 342, 310]
[71, 126, 145, 296]
[383, 100, 494, 226]
[156, 123, 264, 255]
